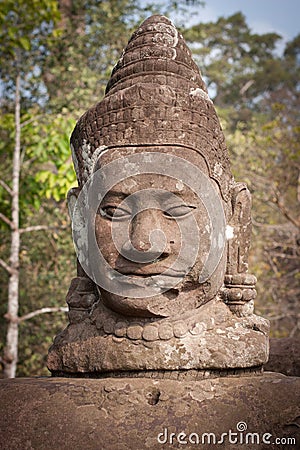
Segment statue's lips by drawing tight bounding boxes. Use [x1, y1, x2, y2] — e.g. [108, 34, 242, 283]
[120, 272, 184, 278]
[110, 268, 186, 291]
[114, 266, 186, 278]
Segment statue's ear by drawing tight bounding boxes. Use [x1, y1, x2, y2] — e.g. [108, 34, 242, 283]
[222, 182, 257, 317]
[67, 187, 81, 221]
[67, 186, 87, 264]
[65, 187, 99, 319]
[227, 182, 252, 275]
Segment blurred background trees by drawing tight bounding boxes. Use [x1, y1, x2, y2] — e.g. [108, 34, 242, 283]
[0, 0, 299, 376]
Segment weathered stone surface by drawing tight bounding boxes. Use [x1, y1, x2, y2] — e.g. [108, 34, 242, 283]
[1, 373, 299, 450]
[48, 299, 269, 375]
[265, 337, 300, 377]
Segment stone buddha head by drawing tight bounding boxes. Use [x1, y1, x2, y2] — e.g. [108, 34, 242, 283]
[48, 15, 269, 377]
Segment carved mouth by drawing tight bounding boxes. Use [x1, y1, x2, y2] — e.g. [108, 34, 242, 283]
[125, 273, 161, 277]
[152, 255, 167, 263]
[114, 258, 188, 279]
[116, 269, 186, 278]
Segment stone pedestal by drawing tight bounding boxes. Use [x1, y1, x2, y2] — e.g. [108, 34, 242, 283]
[1, 372, 299, 450]
[48, 300, 269, 375]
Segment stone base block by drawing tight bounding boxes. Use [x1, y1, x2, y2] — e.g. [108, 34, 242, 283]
[1, 372, 300, 449]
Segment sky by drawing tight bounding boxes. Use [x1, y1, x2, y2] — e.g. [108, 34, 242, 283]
[181, 0, 300, 52]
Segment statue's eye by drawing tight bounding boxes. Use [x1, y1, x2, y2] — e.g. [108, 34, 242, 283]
[99, 205, 131, 220]
[164, 205, 196, 218]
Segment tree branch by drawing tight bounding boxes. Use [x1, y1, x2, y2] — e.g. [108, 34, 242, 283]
[273, 188, 300, 229]
[239, 79, 254, 96]
[20, 114, 43, 129]
[18, 307, 68, 322]
[0, 212, 13, 228]
[19, 224, 68, 234]
[252, 218, 287, 229]
[0, 258, 14, 275]
[20, 225, 51, 234]
[0, 180, 13, 196]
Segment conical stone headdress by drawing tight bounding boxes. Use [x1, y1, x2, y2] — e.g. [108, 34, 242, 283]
[70, 15, 233, 200]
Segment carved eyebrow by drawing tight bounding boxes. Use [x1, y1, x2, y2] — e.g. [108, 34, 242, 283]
[101, 190, 128, 201]
[159, 189, 193, 201]
[101, 188, 194, 204]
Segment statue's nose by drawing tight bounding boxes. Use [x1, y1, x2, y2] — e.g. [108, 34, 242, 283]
[121, 209, 169, 263]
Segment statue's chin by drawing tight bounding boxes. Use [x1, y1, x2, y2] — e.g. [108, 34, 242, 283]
[97, 254, 227, 318]
[100, 289, 175, 318]
[99, 285, 211, 319]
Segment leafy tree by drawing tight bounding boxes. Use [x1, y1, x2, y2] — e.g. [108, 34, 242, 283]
[184, 13, 284, 114]
[0, 0, 70, 378]
[260, 33, 300, 119]
[43, 0, 204, 114]
[224, 105, 300, 337]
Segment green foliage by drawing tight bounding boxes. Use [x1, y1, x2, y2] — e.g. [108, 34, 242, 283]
[0, 0, 60, 56]
[184, 13, 283, 110]
[0, 109, 76, 223]
[1, 204, 74, 376]
[0, 0, 61, 108]
[24, 113, 77, 203]
[223, 104, 300, 336]
[17, 205, 74, 376]
[42, 0, 204, 113]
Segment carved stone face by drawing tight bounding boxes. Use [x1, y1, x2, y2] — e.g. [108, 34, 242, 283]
[89, 145, 227, 318]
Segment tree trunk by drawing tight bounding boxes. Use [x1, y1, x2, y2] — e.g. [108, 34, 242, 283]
[3, 73, 21, 378]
